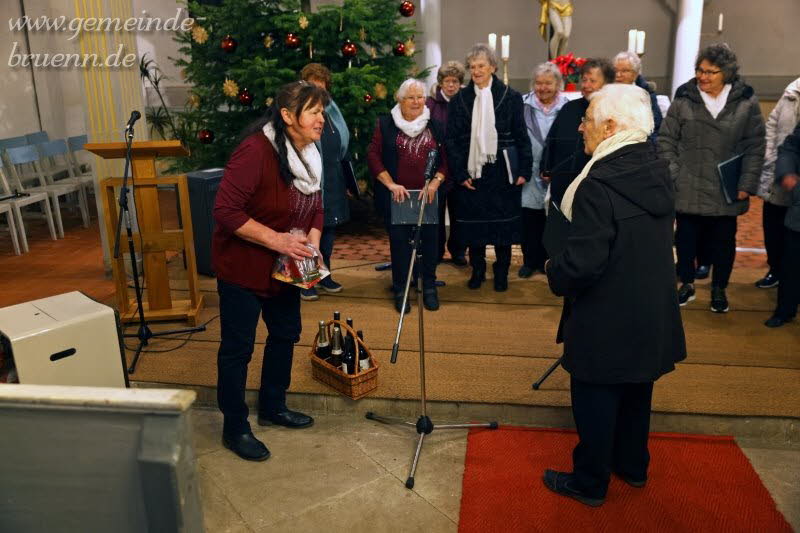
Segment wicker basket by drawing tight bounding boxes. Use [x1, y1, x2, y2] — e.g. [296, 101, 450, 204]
[310, 319, 379, 400]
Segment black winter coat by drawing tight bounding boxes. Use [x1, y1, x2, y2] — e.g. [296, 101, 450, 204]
[776, 123, 800, 231]
[547, 142, 687, 384]
[446, 75, 533, 246]
[320, 113, 349, 227]
[541, 97, 590, 205]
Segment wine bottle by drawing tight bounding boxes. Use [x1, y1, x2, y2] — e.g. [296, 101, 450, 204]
[333, 310, 341, 323]
[357, 330, 370, 371]
[345, 317, 356, 361]
[316, 321, 331, 361]
[330, 326, 344, 369]
[342, 335, 356, 374]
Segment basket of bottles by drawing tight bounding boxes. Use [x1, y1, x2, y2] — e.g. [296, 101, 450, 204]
[310, 314, 378, 400]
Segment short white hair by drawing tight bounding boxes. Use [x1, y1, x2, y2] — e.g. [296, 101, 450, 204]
[589, 83, 654, 135]
[395, 78, 426, 102]
[530, 62, 563, 91]
[613, 51, 642, 74]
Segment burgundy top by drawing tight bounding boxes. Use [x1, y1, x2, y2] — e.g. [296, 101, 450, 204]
[366, 124, 449, 189]
[425, 88, 450, 133]
[212, 133, 323, 297]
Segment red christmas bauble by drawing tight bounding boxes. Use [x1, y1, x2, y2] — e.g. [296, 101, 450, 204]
[392, 42, 406, 57]
[364, 93, 373, 103]
[198, 129, 214, 144]
[341, 40, 357, 58]
[238, 88, 253, 106]
[284, 32, 301, 49]
[220, 35, 238, 53]
[398, 1, 415, 17]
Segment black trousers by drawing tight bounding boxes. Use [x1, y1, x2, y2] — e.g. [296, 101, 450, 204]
[570, 377, 654, 498]
[763, 202, 788, 276]
[217, 279, 301, 435]
[775, 228, 800, 319]
[675, 213, 737, 287]
[388, 223, 438, 293]
[521, 207, 548, 270]
[319, 225, 336, 274]
[437, 190, 466, 261]
[469, 244, 511, 274]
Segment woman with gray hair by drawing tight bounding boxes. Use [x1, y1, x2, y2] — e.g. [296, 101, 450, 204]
[659, 44, 766, 313]
[367, 78, 449, 312]
[613, 50, 662, 138]
[518, 62, 569, 278]
[543, 83, 686, 507]
[446, 43, 532, 291]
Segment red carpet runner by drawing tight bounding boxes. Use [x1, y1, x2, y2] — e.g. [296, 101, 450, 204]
[459, 427, 791, 532]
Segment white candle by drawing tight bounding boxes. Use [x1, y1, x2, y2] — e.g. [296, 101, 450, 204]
[718, 13, 724, 32]
[627, 29, 637, 53]
[488, 33, 497, 51]
[501, 35, 510, 59]
[636, 31, 646, 55]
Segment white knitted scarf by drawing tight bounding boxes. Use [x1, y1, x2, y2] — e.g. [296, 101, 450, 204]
[467, 83, 497, 179]
[560, 128, 648, 221]
[391, 105, 431, 138]
[262, 122, 322, 194]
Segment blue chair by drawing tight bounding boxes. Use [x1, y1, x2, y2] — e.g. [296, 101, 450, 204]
[0, 157, 56, 252]
[6, 145, 89, 237]
[0, 136, 28, 151]
[67, 135, 91, 175]
[38, 140, 94, 203]
[25, 131, 49, 145]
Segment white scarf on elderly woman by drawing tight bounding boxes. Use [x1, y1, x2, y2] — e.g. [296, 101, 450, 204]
[391, 104, 430, 138]
[262, 122, 322, 195]
[560, 128, 648, 221]
[467, 83, 498, 179]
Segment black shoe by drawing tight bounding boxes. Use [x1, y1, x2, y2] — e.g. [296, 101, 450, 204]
[764, 315, 794, 328]
[452, 255, 468, 266]
[518, 265, 535, 278]
[257, 409, 314, 429]
[394, 294, 411, 313]
[435, 280, 446, 287]
[318, 277, 343, 293]
[542, 469, 605, 507]
[695, 264, 711, 280]
[493, 263, 509, 292]
[677, 283, 695, 306]
[614, 471, 647, 488]
[710, 286, 729, 313]
[422, 288, 439, 311]
[468, 269, 486, 289]
[755, 272, 780, 289]
[374, 262, 392, 271]
[222, 432, 271, 461]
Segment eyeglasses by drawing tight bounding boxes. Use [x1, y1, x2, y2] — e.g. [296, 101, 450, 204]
[695, 68, 722, 76]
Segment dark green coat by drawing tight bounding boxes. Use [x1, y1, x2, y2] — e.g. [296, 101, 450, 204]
[658, 79, 765, 216]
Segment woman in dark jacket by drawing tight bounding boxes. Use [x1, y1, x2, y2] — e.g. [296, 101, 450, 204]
[212, 81, 327, 461]
[300, 63, 351, 301]
[659, 44, 766, 313]
[446, 43, 532, 291]
[426, 60, 467, 265]
[367, 78, 449, 312]
[543, 84, 686, 507]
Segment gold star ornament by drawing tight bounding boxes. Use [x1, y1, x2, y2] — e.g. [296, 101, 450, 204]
[223, 78, 239, 98]
[191, 25, 209, 44]
[299, 15, 309, 29]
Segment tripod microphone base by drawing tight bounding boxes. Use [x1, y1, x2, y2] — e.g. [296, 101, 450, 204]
[366, 411, 498, 489]
[532, 356, 563, 390]
[125, 325, 207, 374]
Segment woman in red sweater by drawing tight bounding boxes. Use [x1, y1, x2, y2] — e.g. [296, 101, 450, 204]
[212, 81, 327, 461]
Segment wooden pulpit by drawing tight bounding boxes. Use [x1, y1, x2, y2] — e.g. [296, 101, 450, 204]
[85, 140, 204, 326]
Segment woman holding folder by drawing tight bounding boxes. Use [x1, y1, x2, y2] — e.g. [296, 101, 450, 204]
[659, 44, 765, 313]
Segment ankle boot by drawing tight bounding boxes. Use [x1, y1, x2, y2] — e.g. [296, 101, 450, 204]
[493, 262, 509, 292]
[468, 266, 486, 289]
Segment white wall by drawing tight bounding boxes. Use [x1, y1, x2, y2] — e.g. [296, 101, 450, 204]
[0, 1, 41, 138]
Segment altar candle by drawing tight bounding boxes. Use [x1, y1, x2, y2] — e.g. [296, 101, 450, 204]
[628, 29, 637, 53]
[501, 35, 510, 59]
[636, 31, 646, 55]
[488, 33, 497, 51]
[718, 13, 724, 32]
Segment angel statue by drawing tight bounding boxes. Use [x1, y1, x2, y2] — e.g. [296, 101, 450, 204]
[538, 0, 573, 58]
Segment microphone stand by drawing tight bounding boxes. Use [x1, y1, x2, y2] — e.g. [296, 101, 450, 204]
[113, 121, 205, 374]
[366, 167, 498, 490]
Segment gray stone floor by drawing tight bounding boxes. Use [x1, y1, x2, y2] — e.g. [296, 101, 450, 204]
[190, 408, 799, 533]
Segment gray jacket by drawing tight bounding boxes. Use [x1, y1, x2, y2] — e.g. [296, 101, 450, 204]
[658, 79, 765, 216]
[757, 78, 800, 207]
[775, 123, 800, 232]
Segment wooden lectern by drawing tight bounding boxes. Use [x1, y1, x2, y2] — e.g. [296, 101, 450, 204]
[85, 140, 204, 326]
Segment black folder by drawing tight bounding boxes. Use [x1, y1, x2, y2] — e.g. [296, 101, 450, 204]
[341, 160, 361, 199]
[390, 190, 439, 225]
[717, 154, 744, 204]
[542, 200, 570, 257]
[502, 147, 519, 185]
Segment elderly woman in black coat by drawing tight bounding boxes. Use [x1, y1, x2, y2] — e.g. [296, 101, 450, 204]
[543, 84, 687, 507]
[446, 43, 533, 291]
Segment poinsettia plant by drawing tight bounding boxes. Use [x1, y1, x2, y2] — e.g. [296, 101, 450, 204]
[550, 53, 586, 87]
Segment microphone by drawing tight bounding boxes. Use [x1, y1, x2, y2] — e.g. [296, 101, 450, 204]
[423, 148, 439, 180]
[125, 110, 141, 131]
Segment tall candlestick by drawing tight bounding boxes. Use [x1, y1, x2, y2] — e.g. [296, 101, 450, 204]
[718, 13, 724, 33]
[635, 31, 646, 55]
[502, 58, 509, 85]
[488, 33, 497, 51]
[627, 29, 636, 53]
[501, 34, 510, 59]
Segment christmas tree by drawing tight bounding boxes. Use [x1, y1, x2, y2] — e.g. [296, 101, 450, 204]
[168, 0, 421, 177]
